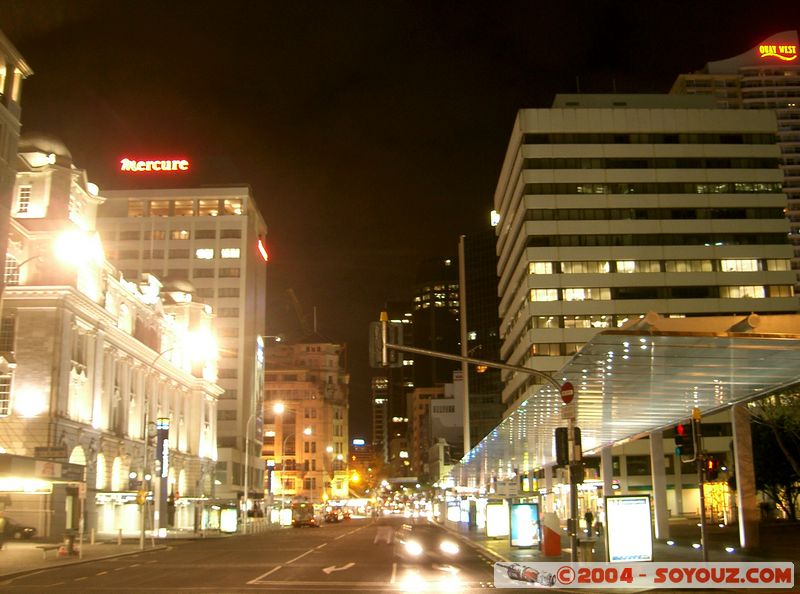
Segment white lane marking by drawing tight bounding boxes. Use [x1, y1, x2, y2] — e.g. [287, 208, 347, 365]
[316, 542, 328, 549]
[284, 548, 315, 565]
[322, 562, 355, 574]
[75, 577, 88, 581]
[247, 564, 283, 584]
[96, 571, 108, 576]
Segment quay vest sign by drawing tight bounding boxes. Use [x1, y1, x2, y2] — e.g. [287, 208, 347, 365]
[759, 43, 798, 61]
[120, 157, 190, 173]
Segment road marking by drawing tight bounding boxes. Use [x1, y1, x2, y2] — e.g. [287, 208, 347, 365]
[75, 577, 88, 581]
[322, 562, 355, 574]
[316, 542, 328, 549]
[247, 565, 283, 583]
[284, 548, 315, 564]
[114, 566, 126, 571]
[96, 571, 108, 576]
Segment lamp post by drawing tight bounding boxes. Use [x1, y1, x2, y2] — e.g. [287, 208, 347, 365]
[139, 329, 216, 549]
[242, 413, 256, 534]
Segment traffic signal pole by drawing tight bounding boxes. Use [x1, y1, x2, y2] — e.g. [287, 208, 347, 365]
[693, 408, 709, 562]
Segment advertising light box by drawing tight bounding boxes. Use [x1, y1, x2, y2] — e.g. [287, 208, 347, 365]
[486, 501, 509, 538]
[605, 495, 653, 562]
[510, 502, 540, 548]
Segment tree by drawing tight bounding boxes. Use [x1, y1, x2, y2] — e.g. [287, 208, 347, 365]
[751, 412, 800, 520]
[749, 391, 800, 479]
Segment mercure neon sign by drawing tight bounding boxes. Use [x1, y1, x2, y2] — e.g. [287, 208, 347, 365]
[120, 158, 190, 173]
[759, 43, 798, 61]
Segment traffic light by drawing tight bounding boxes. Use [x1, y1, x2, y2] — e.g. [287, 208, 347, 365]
[674, 422, 695, 457]
[705, 457, 720, 481]
[555, 427, 569, 466]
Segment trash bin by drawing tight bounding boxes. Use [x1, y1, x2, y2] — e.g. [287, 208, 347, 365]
[579, 538, 595, 562]
[60, 531, 77, 556]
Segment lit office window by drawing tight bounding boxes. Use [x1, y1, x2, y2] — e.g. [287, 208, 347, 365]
[198, 200, 219, 216]
[150, 201, 170, 217]
[766, 259, 790, 271]
[170, 230, 190, 240]
[195, 248, 214, 260]
[564, 288, 611, 301]
[221, 248, 240, 259]
[721, 259, 759, 272]
[128, 199, 145, 217]
[617, 261, 635, 273]
[561, 261, 610, 274]
[720, 286, 765, 298]
[530, 289, 558, 302]
[768, 285, 794, 297]
[222, 199, 243, 215]
[174, 200, 194, 216]
[665, 260, 712, 272]
[528, 262, 553, 275]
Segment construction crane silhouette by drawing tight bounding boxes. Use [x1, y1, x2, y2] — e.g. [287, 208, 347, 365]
[286, 288, 313, 337]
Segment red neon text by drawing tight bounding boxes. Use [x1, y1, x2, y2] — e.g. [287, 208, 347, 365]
[120, 158, 190, 173]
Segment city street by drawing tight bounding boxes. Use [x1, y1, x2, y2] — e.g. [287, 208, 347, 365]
[0, 518, 498, 593]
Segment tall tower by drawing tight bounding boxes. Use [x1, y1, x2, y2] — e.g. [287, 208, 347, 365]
[671, 31, 800, 283]
[494, 95, 796, 413]
[96, 187, 268, 504]
[463, 229, 505, 446]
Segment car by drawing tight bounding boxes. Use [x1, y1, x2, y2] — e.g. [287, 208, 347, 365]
[0, 517, 37, 540]
[324, 509, 343, 523]
[393, 523, 461, 565]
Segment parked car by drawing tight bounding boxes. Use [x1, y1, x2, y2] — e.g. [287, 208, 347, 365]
[324, 509, 344, 523]
[1, 517, 37, 539]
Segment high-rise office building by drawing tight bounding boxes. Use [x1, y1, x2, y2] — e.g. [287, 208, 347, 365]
[412, 258, 460, 387]
[0, 29, 32, 299]
[494, 95, 796, 412]
[671, 31, 800, 281]
[96, 187, 268, 504]
[462, 230, 505, 446]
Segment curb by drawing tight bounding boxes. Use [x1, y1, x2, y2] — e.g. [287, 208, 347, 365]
[437, 521, 510, 563]
[0, 545, 168, 583]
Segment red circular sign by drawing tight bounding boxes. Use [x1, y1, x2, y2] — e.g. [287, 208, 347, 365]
[560, 381, 575, 404]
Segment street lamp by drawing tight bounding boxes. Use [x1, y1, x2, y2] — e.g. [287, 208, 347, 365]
[242, 413, 257, 534]
[139, 328, 217, 549]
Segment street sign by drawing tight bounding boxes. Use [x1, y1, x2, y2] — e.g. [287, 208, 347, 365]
[560, 381, 575, 404]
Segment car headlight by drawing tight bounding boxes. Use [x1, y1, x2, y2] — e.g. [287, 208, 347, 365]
[405, 540, 424, 556]
[439, 540, 460, 555]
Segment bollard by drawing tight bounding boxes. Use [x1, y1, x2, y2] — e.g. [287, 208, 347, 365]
[118, 529, 122, 545]
[90, 528, 96, 545]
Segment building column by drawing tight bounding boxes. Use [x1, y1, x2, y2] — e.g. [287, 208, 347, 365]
[600, 446, 613, 500]
[649, 431, 670, 540]
[732, 404, 759, 550]
[544, 465, 553, 513]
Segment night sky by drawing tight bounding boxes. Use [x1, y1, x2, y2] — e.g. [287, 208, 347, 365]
[3, 1, 799, 437]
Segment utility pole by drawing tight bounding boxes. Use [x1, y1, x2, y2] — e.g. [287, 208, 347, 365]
[458, 235, 471, 456]
[693, 407, 709, 562]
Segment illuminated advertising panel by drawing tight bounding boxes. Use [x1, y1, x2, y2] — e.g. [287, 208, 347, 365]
[605, 495, 653, 562]
[759, 42, 798, 62]
[510, 502, 540, 548]
[446, 502, 460, 523]
[486, 501, 509, 538]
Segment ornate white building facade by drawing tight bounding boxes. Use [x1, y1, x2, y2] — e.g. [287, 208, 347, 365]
[0, 135, 222, 538]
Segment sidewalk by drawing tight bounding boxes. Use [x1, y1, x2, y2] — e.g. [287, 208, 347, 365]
[0, 519, 292, 582]
[442, 517, 800, 565]
[0, 528, 243, 582]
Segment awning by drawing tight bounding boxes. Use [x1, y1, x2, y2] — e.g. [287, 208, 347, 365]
[452, 313, 800, 487]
